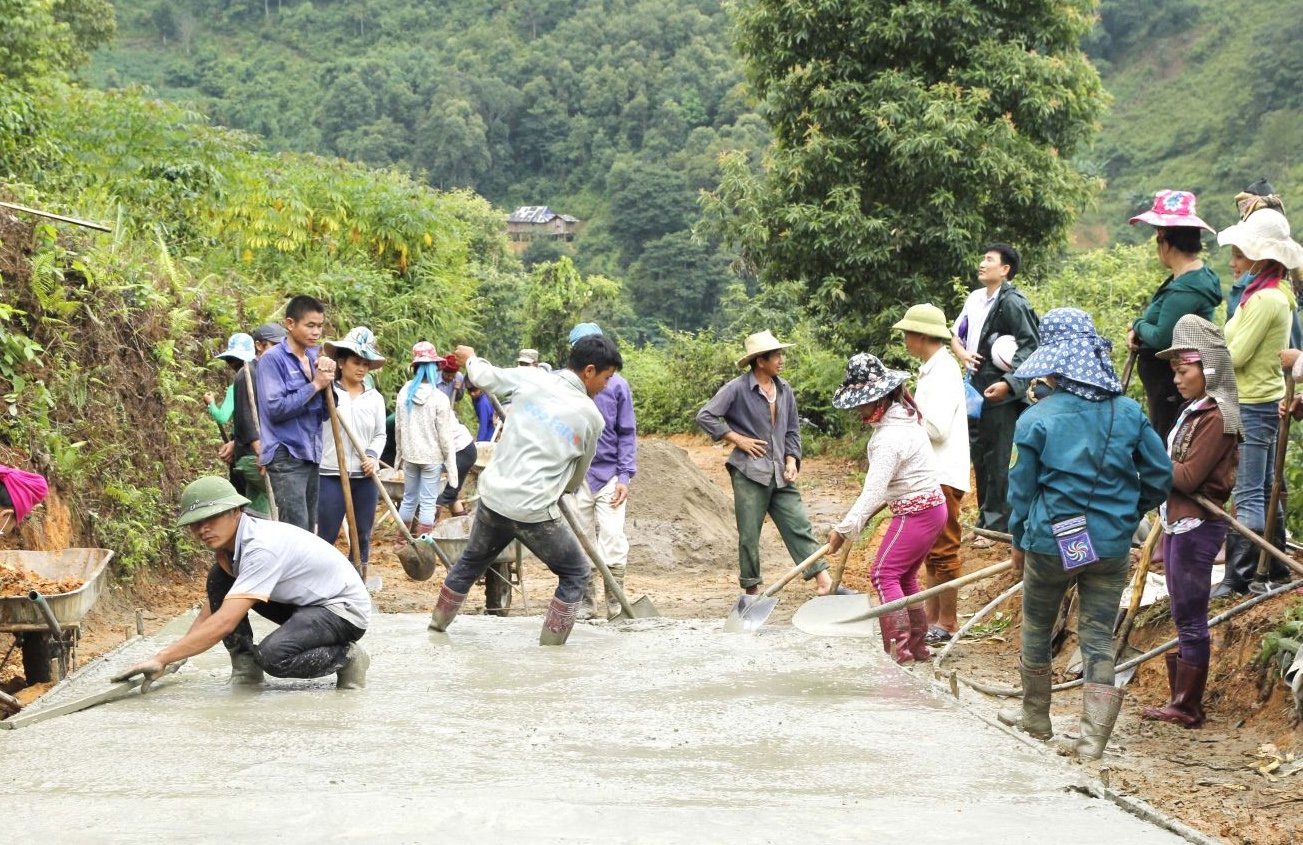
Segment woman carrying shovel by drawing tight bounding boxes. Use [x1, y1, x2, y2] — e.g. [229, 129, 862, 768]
[317, 327, 387, 569]
[826, 353, 947, 664]
[1141, 315, 1241, 728]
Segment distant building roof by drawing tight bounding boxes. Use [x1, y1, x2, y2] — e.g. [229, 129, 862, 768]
[507, 206, 557, 224]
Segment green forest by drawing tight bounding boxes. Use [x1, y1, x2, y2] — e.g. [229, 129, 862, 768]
[4, 0, 1303, 575]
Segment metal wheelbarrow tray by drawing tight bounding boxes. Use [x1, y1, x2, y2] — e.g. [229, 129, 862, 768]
[0, 549, 115, 629]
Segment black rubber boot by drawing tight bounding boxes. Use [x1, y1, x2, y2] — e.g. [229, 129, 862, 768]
[1211, 533, 1252, 598]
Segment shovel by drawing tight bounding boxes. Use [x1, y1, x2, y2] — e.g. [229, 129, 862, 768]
[323, 383, 380, 592]
[559, 496, 660, 620]
[792, 559, 1013, 637]
[334, 412, 450, 581]
[724, 543, 832, 633]
[1112, 517, 1163, 684]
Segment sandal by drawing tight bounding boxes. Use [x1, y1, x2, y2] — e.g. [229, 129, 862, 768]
[925, 625, 955, 645]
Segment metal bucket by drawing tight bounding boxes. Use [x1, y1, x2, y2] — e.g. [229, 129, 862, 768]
[427, 515, 516, 564]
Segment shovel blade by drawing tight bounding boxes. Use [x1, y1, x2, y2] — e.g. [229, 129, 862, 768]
[612, 594, 660, 621]
[723, 595, 779, 633]
[791, 594, 880, 637]
[398, 544, 438, 581]
[1113, 646, 1144, 685]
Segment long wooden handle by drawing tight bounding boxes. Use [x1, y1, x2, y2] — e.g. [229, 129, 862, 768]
[559, 495, 636, 618]
[1113, 520, 1162, 659]
[1120, 349, 1138, 392]
[759, 543, 833, 600]
[242, 366, 278, 521]
[836, 559, 1014, 624]
[324, 385, 362, 573]
[1258, 374, 1294, 580]
[1195, 493, 1303, 577]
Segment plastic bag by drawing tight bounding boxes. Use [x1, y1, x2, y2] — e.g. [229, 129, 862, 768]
[964, 378, 984, 419]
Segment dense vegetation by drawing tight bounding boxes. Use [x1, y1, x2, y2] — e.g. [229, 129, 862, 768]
[89, 0, 763, 337]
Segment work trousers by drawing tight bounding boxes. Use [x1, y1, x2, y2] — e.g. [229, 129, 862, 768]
[207, 563, 363, 678]
[266, 446, 320, 533]
[443, 504, 590, 603]
[316, 474, 379, 564]
[1162, 521, 1226, 665]
[972, 400, 1020, 532]
[728, 466, 828, 589]
[436, 442, 478, 507]
[872, 502, 949, 603]
[1137, 353, 1180, 441]
[1020, 551, 1129, 684]
[924, 484, 965, 586]
[572, 476, 630, 571]
[399, 461, 445, 526]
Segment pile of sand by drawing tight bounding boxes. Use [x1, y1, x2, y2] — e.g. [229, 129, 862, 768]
[625, 440, 737, 573]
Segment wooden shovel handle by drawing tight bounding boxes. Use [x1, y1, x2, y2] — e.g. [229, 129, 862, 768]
[760, 543, 833, 599]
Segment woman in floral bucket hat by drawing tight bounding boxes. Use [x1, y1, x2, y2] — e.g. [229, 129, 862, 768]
[318, 327, 388, 572]
[1127, 190, 1223, 440]
[826, 353, 948, 664]
[999, 308, 1172, 759]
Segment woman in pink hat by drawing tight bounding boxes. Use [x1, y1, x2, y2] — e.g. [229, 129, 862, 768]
[394, 342, 459, 541]
[1126, 190, 1224, 440]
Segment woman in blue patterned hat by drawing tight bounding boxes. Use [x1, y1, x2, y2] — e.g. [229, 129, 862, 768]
[998, 308, 1172, 760]
[826, 353, 948, 664]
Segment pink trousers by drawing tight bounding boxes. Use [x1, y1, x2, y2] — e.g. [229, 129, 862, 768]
[871, 502, 949, 604]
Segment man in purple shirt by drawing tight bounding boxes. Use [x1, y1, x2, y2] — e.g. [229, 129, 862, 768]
[256, 295, 336, 531]
[567, 323, 638, 618]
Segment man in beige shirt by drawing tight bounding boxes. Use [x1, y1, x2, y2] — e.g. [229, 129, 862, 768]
[896, 304, 970, 641]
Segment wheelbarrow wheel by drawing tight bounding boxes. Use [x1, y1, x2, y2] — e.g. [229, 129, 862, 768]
[484, 558, 513, 617]
[21, 631, 54, 685]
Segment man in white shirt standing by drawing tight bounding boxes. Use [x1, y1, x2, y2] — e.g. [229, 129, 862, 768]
[895, 304, 970, 642]
[950, 244, 1039, 536]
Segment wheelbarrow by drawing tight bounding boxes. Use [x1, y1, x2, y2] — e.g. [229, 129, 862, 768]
[427, 515, 527, 616]
[0, 549, 115, 684]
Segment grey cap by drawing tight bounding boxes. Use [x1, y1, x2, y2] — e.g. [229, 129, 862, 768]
[252, 322, 288, 343]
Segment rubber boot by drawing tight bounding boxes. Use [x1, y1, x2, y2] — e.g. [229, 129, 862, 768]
[539, 597, 579, 646]
[335, 642, 370, 689]
[905, 606, 931, 662]
[1141, 657, 1208, 728]
[415, 521, 435, 540]
[878, 609, 913, 664]
[998, 660, 1053, 740]
[576, 572, 598, 621]
[605, 567, 625, 617]
[428, 584, 468, 632]
[1071, 683, 1124, 760]
[1211, 533, 1252, 598]
[227, 648, 264, 686]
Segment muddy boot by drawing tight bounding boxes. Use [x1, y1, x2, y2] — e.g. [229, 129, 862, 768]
[1071, 683, 1124, 760]
[336, 642, 370, 689]
[415, 521, 435, 540]
[605, 567, 626, 617]
[227, 648, 264, 686]
[576, 572, 598, 621]
[539, 597, 580, 646]
[998, 660, 1053, 740]
[905, 606, 931, 662]
[879, 609, 912, 663]
[1141, 657, 1208, 728]
[428, 584, 469, 632]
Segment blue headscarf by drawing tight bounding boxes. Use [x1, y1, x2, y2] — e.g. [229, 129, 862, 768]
[1013, 308, 1122, 402]
[404, 362, 441, 412]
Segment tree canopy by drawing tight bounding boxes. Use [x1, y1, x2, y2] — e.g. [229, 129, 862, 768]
[706, 0, 1107, 343]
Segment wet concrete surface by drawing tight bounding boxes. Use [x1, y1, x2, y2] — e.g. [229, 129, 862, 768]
[1, 613, 1184, 843]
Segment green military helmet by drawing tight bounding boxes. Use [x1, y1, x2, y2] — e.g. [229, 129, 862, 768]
[177, 476, 251, 527]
